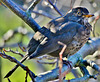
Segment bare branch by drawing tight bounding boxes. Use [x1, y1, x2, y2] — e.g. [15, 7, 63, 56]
[7, 78, 11, 82]
[47, 0, 63, 16]
[37, 60, 57, 66]
[52, 66, 91, 82]
[1, 37, 100, 81]
[82, 60, 100, 73]
[54, 0, 57, 5]
[0, 52, 27, 70]
[3, 48, 24, 57]
[35, 37, 100, 81]
[70, 0, 73, 9]
[37, 55, 56, 60]
[92, 15, 100, 37]
[18, 44, 27, 52]
[26, 0, 41, 13]
[1, 0, 41, 32]
[32, 10, 55, 19]
[0, 52, 35, 81]
[19, 5, 56, 19]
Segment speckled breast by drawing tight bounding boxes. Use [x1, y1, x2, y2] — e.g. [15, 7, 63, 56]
[64, 23, 92, 57]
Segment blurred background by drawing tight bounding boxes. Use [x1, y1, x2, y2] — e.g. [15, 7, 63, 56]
[0, 0, 100, 82]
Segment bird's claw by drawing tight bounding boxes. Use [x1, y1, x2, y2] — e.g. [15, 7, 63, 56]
[62, 60, 72, 69]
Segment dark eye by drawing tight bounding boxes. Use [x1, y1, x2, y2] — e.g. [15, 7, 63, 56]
[77, 9, 82, 16]
[77, 11, 81, 16]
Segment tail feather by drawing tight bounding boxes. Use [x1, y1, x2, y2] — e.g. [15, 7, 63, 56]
[27, 52, 39, 60]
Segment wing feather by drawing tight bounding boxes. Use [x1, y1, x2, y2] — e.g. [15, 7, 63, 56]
[29, 22, 84, 58]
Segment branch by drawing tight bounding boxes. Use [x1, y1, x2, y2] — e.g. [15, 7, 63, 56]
[34, 37, 100, 81]
[92, 15, 100, 37]
[37, 60, 57, 66]
[36, 55, 56, 60]
[47, 0, 63, 16]
[0, 52, 36, 81]
[52, 66, 91, 82]
[1, 38, 100, 81]
[18, 5, 56, 19]
[3, 48, 24, 57]
[32, 10, 55, 19]
[78, 37, 100, 58]
[1, 0, 41, 32]
[62, 66, 99, 82]
[82, 60, 100, 73]
[26, 0, 41, 13]
[1, 0, 54, 42]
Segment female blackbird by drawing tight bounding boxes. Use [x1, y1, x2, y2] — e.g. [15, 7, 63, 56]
[4, 7, 94, 78]
[27, 7, 93, 59]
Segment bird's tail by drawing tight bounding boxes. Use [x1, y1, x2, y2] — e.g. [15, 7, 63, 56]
[4, 54, 29, 78]
[27, 52, 41, 60]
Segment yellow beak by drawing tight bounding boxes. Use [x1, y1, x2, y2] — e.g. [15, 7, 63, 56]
[83, 14, 94, 18]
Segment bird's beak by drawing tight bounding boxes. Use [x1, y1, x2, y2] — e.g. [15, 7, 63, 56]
[83, 14, 94, 18]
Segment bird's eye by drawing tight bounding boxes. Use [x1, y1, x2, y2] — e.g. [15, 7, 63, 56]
[77, 11, 81, 16]
[76, 9, 82, 16]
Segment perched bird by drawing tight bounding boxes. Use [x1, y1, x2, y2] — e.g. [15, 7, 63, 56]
[4, 7, 94, 78]
[27, 7, 93, 58]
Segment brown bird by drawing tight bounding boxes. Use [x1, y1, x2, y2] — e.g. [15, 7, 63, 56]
[4, 7, 94, 78]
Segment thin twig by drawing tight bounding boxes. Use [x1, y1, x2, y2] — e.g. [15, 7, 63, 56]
[52, 66, 90, 82]
[82, 60, 100, 73]
[18, 44, 27, 52]
[20, 5, 55, 19]
[26, 0, 41, 13]
[47, 0, 63, 16]
[35, 37, 100, 81]
[25, 71, 28, 82]
[7, 78, 11, 82]
[37, 60, 57, 66]
[54, 0, 57, 5]
[0, 52, 35, 81]
[18, 3, 56, 19]
[3, 48, 24, 57]
[1, 0, 41, 32]
[70, 0, 73, 10]
[1, 38, 100, 81]
[92, 15, 100, 37]
[32, 10, 55, 19]
[0, 52, 27, 70]
[37, 55, 56, 60]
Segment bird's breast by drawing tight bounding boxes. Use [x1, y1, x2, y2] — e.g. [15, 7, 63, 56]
[63, 27, 91, 57]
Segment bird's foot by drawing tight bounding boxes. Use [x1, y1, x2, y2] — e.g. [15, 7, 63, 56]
[62, 60, 72, 69]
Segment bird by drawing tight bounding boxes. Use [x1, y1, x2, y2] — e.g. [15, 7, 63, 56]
[27, 7, 93, 58]
[4, 7, 94, 78]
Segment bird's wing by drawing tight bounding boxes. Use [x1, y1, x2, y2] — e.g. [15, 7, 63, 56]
[46, 16, 66, 33]
[28, 22, 84, 59]
[27, 17, 65, 55]
[27, 16, 67, 54]
[27, 31, 46, 55]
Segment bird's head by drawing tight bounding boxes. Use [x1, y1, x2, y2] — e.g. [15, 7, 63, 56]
[66, 7, 94, 23]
